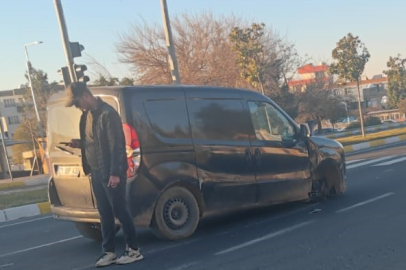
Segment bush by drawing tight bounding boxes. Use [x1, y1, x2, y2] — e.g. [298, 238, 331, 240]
[346, 117, 382, 130]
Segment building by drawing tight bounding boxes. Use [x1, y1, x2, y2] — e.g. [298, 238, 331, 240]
[288, 63, 389, 110]
[288, 63, 331, 92]
[366, 109, 406, 122]
[331, 76, 388, 109]
[0, 87, 26, 140]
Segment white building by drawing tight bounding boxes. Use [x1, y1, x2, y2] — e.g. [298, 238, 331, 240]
[0, 88, 26, 141]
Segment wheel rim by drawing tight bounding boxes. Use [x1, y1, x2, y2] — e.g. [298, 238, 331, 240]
[163, 198, 190, 230]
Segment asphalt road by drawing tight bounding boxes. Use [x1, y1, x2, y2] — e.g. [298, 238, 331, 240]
[1, 141, 406, 270]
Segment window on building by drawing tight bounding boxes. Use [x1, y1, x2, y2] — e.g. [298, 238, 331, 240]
[4, 99, 16, 108]
[7, 116, 20, 125]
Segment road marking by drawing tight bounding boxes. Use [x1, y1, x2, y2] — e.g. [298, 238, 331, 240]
[0, 236, 82, 258]
[144, 238, 202, 255]
[0, 216, 52, 230]
[168, 262, 199, 270]
[0, 264, 14, 269]
[336, 192, 395, 213]
[215, 221, 314, 256]
[345, 159, 362, 164]
[346, 156, 395, 169]
[373, 156, 406, 167]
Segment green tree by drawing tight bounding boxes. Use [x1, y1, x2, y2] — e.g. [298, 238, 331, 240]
[329, 33, 370, 137]
[119, 77, 134, 86]
[12, 65, 58, 168]
[398, 98, 406, 115]
[325, 98, 347, 130]
[230, 23, 267, 94]
[383, 55, 406, 108]
[270, 85, 299, 119]
[92, 74, 118, 86]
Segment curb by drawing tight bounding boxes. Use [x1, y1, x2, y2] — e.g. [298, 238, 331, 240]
[0, 202, 51, 223]
[344, 134, 406, 153]
[319, 122, 406, 139]
[0, 176, 49, 191]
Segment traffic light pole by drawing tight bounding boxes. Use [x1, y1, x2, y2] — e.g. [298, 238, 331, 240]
[53, 0, 76, 83]
[160, 0, 181, 85]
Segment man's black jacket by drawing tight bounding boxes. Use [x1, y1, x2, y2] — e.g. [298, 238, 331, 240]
[79, 98, 128, 181]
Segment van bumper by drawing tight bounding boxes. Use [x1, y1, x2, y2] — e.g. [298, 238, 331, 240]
[51, 205, 152, 227]
[51, 206, 101, 223]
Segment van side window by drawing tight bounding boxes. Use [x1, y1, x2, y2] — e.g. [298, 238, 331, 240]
[187, 99, 249, 141]
[248, 101, 295, 142]
[144, 99, 191, 140]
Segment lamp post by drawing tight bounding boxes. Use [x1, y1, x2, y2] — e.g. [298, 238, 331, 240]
[24, 41, 45, 174]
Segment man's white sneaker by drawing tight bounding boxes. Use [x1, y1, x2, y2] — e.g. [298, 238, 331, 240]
[95, 252, 117, 268]
[116, 247, 143, 265]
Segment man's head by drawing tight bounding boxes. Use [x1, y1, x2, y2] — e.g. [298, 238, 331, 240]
[65, 82, 96, 111]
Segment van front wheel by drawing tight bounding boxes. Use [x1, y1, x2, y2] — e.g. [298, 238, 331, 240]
[151, 186, 200, 240]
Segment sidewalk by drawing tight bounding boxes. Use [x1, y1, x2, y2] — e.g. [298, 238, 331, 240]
[0, 174, 49, 191]
[0, 174, 51, 223]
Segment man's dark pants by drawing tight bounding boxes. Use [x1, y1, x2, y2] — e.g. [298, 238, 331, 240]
[91, 169, 138, 253]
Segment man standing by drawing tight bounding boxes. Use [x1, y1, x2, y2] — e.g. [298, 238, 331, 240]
[66, 82, 143, 267]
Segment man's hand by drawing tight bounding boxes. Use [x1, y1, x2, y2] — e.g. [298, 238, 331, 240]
[68, 139, 81, 149]
[108, 175, 120, 188]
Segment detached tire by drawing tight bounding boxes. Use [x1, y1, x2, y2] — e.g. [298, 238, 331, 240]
[75, 222, 102, 241]
[151, 186, 200, 241]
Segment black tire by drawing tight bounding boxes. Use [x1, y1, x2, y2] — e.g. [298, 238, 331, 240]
[75, 222, 120, 241]
[151, 186, 200, 241]
[75, 222, 102, 241]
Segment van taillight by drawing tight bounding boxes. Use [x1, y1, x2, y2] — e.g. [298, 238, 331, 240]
[123, 123, 141, 179]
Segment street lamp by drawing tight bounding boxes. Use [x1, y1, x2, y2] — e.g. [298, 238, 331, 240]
[24, 41, 45, 174]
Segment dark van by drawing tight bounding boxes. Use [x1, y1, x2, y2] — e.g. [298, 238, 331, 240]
[47, 86, 346, 240]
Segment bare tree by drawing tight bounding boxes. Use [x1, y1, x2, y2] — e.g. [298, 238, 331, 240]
[116, 12, 300, 90]
[296, 75, 345, 132]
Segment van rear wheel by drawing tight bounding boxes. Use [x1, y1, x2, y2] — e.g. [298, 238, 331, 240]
[75, 222, 102, 241]
[75, 222, 120, 241]
[151, 186, 200, 240]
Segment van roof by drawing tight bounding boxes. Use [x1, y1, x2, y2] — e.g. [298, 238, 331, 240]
[48, 85, 264, 104]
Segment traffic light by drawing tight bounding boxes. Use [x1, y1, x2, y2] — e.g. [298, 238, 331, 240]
[70, 42, 85, 58]
[74, 64, 90, 83]
[57, 66, 71, 89]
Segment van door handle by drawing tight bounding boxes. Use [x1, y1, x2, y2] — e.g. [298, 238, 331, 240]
[254, 148, 262, 167]
[245, 149, 253, 166]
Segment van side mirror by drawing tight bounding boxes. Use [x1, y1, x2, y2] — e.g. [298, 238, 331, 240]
[300, 124, 310, 139]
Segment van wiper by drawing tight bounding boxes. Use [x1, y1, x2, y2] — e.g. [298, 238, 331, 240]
[55, 146, 81, 157]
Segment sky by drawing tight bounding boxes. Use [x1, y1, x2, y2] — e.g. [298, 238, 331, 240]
[1, 0, 406, 91]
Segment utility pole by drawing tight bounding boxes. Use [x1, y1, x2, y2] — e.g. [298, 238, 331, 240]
[160, 0, 181, 85]
[24, 42, 47, 171]
[53, 0, 76, 82]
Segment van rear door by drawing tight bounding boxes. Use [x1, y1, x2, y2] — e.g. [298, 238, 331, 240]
[47, 95, 120, 209]
[48, 102, 94, 209]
